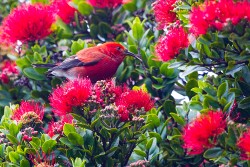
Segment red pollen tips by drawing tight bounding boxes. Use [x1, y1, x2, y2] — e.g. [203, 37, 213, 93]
[155, 24, 189, 62]
[1, 4, 55, 44]
[12, 101, 44, 126]
[152, 0, 177, 30]
[49, 78, 92, 116]
[50, 0, 76, 24]
[87, 0, 128, 8]
[182, 111, 227, 155]
[237, 128, 250, 160]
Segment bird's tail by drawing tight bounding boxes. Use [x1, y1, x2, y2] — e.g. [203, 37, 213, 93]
[32, 63, 56, 68]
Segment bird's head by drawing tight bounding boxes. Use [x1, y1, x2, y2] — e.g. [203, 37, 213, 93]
[103, 42, 138, 62]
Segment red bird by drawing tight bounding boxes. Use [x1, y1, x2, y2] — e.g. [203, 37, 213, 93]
[34, 42, 138, 82]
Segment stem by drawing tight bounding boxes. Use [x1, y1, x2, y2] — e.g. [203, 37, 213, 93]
[122, 142, 137, 166]
[93, 126, 107, 151]
[233, 40, 242, 52]
[186, 59, 248, 68]
[176, 81, 185, 89]
[86, 116, 107, 151]
[181, 0, 191, 6]
[185, 109, 190, 124]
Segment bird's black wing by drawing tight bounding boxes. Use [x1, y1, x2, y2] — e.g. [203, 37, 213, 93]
[48, 56, 100, 71]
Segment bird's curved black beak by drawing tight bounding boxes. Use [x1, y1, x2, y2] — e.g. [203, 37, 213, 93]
[124, 49, 142, 62]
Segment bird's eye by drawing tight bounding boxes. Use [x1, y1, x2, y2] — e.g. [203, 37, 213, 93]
[116, 46, 121, 51]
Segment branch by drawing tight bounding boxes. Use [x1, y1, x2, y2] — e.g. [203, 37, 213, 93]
[122, 142, 137, 166]
[190, 60, 249, 67]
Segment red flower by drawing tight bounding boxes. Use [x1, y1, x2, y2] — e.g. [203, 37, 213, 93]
[116, 90, 154, 112]
[0, 26, 8, 45]
[46, 115, 73, 137]
[117, 105, 129, 122]
[49, 78, 92, 116]
[1, 4, 55, 43]
[0, 74, 9, 84]
[87, 0, 128, 8]
[189, 6, 210, 35]
[12, 101, 44, 125]
[93, 79, 128, 106]
[182, 111, 227, 155]
[0, 60, 19, 84]
[237, 129, 250, 160]
[29, 151, 56, 167]
[190, 0, 250, 36]
[155, 24, 189, 61]
[51, 0, 76, 24]
[1, 61, 18, 74]
[152, 0, 177, 30]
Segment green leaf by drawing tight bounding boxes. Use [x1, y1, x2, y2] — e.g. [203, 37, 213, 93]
[239, 97, 250, 109]
[42, 140, 57, 153]
[149, 138, 158, 155]
[170, 143, 183, 156]
[123, 2, 137, 12]
[203, 147, 223, 159]
[6, 134, 18, 145]
[90, 24, 98, 38]
[185, 79, 198, 98]
[226, 64, 244, 76]
[71, 157, 86, 167]
[78, 2, 93, 15]
[91, 118, 99, 129]
[198, 36, 211, 45]
[181, 65, 207, 77]
[23, 67, 45, 80]
[189, 101, 203, 111]
[238, 81, 250, 96]
[152, 84, 164, 90]
[0, 144, 5, 157]
[68, 132, 84, 145]
[63, 123, 76, 136]
[177, 4, 191, 10]
[24, 148, 36, 155]
[147, 56, 162, 68]
[2, 106, 12, 120]
[20, 159, 30, 167]
[202, 44, 212, 57]
[9, 151, 20, 163]
[71, 113, 87, 123]
[149, 132, 162, 143]
[169, 61, 185, 68]
[162, 100, 176, 115]
[167, 135, 182, 140]
[132, 17, 143, 41]
[203, 95, 220, 109]
[226, 126, 237, 148]
[106, 147, 118, 156]
[9, 123, 20, 137]
[147, 114, 160, 128]
[59, 137, 74, 148]
[71, 40, 85, 54]
[132, 17, 144, 41]
[160, 63, 178, 78]
[217, 82, 228, 99]
[170, 113, 185, 126]
[30, 137, 41, 150]
[34, 52, 43, 61]
[16, 57, 31, 69]
[134, 149, 147, 157]
[32, 137, 41, 146]
[146, 138, 153, 150]
[98, 22, 112, 37]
